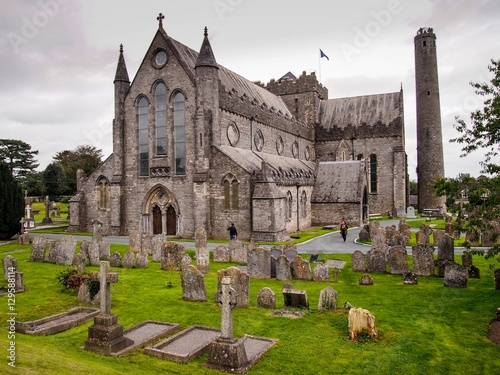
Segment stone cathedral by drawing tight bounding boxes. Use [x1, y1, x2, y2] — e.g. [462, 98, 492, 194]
[68, 15, 409, 241]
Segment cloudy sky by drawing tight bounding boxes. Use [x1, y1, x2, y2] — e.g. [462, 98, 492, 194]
[1, 0, 499, 180]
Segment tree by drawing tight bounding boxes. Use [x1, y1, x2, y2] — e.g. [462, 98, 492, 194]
[19, 171, 44, 196]
[0, 139, 39, 177]
[451, 59, 500, 175]
[53, 145, 103, 194]
[0, 162, 24, 240]
[42, 162, 66, 200]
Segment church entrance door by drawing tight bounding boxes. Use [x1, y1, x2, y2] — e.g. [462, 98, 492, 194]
[153, 206, 162, 234]
[166, 206, 176, 235]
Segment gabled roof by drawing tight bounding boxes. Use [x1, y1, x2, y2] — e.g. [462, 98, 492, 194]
[319, 91, 403, 129]
[312, 161, 366, 203]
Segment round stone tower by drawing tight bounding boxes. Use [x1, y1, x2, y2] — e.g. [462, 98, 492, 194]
[414, 27, 446, 212]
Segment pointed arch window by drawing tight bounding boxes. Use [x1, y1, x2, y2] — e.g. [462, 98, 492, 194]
[370, 154, 378, 193]
[138, 97, 149, 176]
[174, 92, 186, 175]
[300, 191, 307, 218]
[286, 191, 293, 220]
[97, 176, 110, 209]
[155, 83, 167, 155]
[223, 174, 239, 210]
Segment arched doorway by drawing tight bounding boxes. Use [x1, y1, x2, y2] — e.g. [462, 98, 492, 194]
[166, 206, 176, 235]
[152, 206, 162, 234]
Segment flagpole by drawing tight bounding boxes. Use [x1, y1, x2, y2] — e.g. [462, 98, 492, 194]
[319, 48, 322, 84]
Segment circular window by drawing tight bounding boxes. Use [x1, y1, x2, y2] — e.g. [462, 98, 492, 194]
[227, 122, 240, 147]
[254, 129, 264, 151]
[153, 50, 168, 68]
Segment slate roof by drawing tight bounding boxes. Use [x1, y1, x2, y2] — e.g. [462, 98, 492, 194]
[312, 161, 366, 203]
[318, 91, 402, 129]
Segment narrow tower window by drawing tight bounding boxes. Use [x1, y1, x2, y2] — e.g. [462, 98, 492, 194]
[223, 174, 239, 210]
[97, 177, 110, 209]
[174, 92, 186, 175]
[370, 154, 378, 193]
[155, 83, 167, 155]
[138, 97, 149, 176]
[286, 191, 292, 219]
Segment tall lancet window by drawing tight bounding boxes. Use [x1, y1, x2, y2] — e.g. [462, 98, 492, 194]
[138, 97, 149, 176]
[174, 92, 186, 175]
[155, 83, 167, 155]
[370, 154, 378, 193]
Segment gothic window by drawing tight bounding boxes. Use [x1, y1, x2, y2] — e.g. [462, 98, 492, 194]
[155, 83, 167, 155]
[370, 154, 378, 193]
[138, 97, 149, 176]
[300, 191, 307, 218]
[97, 177, 110, 209]
[223, 174, 239, 210]
[286, 191, 292, 220]
[173, 92, 186, 175]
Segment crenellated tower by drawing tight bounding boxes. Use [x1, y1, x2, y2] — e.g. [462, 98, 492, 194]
[414, 27, 446, 212]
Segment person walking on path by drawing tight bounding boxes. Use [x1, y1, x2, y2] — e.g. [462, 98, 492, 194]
[339, 218, 348, 242]
[227, 223, 238, 240]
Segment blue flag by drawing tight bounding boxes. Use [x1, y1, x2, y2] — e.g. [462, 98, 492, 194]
[320, 49, 329, 61]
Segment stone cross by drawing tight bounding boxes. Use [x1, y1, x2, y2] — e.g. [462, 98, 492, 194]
[157, 13, 164, 26]
[216, 276, 237, 340]
[90, 261, 118, 315]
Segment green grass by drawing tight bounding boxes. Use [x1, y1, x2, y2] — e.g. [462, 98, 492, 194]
[1, 242, 499, 375]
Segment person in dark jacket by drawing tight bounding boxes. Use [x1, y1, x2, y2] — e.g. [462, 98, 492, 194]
[227, 223, 238, 240]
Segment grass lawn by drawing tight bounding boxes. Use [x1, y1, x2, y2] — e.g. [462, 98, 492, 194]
[1, 241, 499, 375]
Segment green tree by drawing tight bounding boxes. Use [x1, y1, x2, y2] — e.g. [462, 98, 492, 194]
[0, 139, 39, 177]
[451, 59, 500, 175]
[42, 162, 66, 200]
[0, 162, 24, 239]
[53, 145, 103, 194]
[19, 171, 44, 196]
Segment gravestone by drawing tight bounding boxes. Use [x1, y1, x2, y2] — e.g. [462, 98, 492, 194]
[290, 255, 312, 280]
[369, 221, 380, 239]
[217, 267, 249, 307]
[371, 230, 388, 254]
[318, 286, 337, 310]
[257, 287, 276, 309]
[283, 288, 309, 308]
[98, 240, 111, 261]
[358, 227, 370, 242]
[195, 227, 210, 274]
[181, 253, 193, 270]
[109, 252, 122, 267]
[385, 225, 397, 241]
[247, 247, 271, 279]
[88, 242, 100, 266]
[78, 280, 100, 305]
[80, 240, 89, 261]
[445, 215, 455, 237]
[366, 249, 386, 273]
[84, 261, 133, 355]
[416, 224, 432, 245]
[482, 221, 500, 247]
[129, 230, 142, 253]
[3, 255, 18, 281]
[433, 230, 445, 246]
[151, 234, 167, 262]
[387, 245, 408, 275]
[92, 220, 103, 243]
[351, 250, 366, 272]
[181, 265, 207, 302]
[72, 253, 87, 274]
[435, 259, 455, 278]
[213, 245, 230, 263]
[412, 244, 435, 276]
[56, 236, 77, 265]
[284, 245, 299, 263]
[312, 263, 330, 282]
[403, 270, 418, 284]
[123, 251, 135, 268]
[468, 265, 480, 279]
[18, 232, 30, 245]
[229, 240, 247, 263]
[270, 247, 283, 278]
[462, 252, 473, 268]
[406, 206, 416, 218]
[141, 234, 153, 255]
[275, 254, 291, 281]
[444, 263, 468, 288]
[135, 251, 148, 269]
[161, 242, 186, 271]
[47, 242, 58, 263]
[359, 273, 374, 285]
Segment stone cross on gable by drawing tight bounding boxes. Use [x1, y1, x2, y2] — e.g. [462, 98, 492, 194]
[215, 276, 238, 340]
[157, 13, 164, 27]
[90, 261, 118, 315]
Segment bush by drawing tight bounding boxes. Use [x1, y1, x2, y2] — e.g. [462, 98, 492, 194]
[55, 266, 78, 288]
[0, 162, 24, 239]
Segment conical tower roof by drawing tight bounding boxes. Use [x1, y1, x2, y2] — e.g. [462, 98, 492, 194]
[195, 27, 218, 69]
[114, 44, 130, 84]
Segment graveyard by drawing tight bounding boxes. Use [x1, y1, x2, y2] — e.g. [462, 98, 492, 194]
[1, 231, 500, 375]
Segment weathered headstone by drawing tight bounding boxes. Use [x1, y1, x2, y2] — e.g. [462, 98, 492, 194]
[284, 245, 299, 263]
[47, 241, 59, 264]
[129, 230, 141, 253]
[109, 252, 122, 267]
[437, 234, 454, 261]
[123, 251, 135, 268]
[181, 253, 193, 270]
[468, 265, 480, 279]
[444, 263, 468, 288]
[257, 287, 276, 309]
[3, 255, 18, 281]
[406, 206, 416, 218]
[151, 234, 167, 262]
[18, 233, 30, 245]
[161, 242, 186, 271]
[80, 240, 89, 261]
[141, 234, 153, 255]
[181, 265, 207, 302]
[387, 245, 408, 275]
[283, 287, 309, 308]
[88, 242, 100, 267]
[371, 230, 388, 254]
[195, 227, 210, 274]
[72, 253, 87, 274]
[433, 229, 445, 246]
[229, 240, 247, 263]
[213, 245, 230, 263]
[358, 228, 370, 242]
[445, 215, 455, 237]
[247, 247, 271, 279]
[318, 286, 337, 310]
[403, 270, 418, 284]
[275, 254, 291, 281]
[416, 224, 432, 244]
[412, 244, 435, 276]
[348, 308, 378, 342]
[369, 221, 380, 239]
[359, 273, 374, 285]
[366, 249, 386, 273]
[462, 252, 473, 268]
[351, 250, 366, 272]
[92, 220, 103, 243]
[98, 240, 111, 261]
[54, 236, 77, 265]
[216, 267, 249, 307]
[135, 251, 148, 269]
[290, 255, 312, 280]
[313, 263, 330, 282]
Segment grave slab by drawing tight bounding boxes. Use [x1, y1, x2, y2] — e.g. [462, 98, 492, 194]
[15, 307, 99, 335]
[144, 325, 221, 362]
[325, 260, 347, 269]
